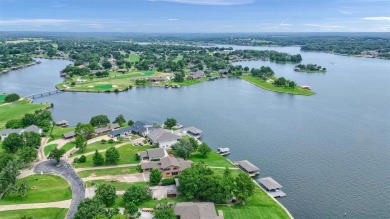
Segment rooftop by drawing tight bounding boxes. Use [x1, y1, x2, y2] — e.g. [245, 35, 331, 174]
[174, 202, 223, 219]
[236, 160, 259, 173]
[147, 128, 180, 144]
[183, 126, 203, 135]
[258, 177, 283, 191]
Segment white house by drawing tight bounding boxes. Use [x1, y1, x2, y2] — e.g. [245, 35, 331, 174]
[146, 128, 180, 148]
[0, 125, 43, 141]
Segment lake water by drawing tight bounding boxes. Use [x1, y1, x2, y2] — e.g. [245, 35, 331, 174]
[0, 47, 389, 219]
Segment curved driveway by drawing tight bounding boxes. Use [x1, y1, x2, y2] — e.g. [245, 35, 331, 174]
[34, 160, 85, 219]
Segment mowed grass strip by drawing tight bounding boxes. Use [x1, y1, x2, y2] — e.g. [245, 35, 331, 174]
[77, 166, 138, 178]
[61, 142, 76, 153]
[216, 186, 290, 219]
[0, 208, 68, 219]
[0, 174, 72, 205]
[73, 145, 151, 168]
[0, 100, 50, 129]
[44, 144, 58, 157]
[71, 141, 120, 157]
[241, 75, 315, 96]
[189, 151, 235, 167]
[86, 180, 149, 191]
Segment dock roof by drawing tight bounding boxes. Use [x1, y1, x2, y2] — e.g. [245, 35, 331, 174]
[236, 160, 259, 173]
[258, 177, 282, 190]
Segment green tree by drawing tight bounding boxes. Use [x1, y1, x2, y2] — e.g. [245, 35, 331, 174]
[149, 169, 162, 185]
[111, 215, 126, 219]
[164, 118, 177, 129]
[127, 120, 134, 126]
[288, 80, 297, 89]
[5, 119, 23, 129]
[75, 134, 87, 152]
[73, 198, 107, 219]
[154, 207, 176, 219]
[48, 148, 65, 163]
[2, 133, 24, 153]
[4, 93, 20, 103]
[102, 61, 112, 69]
[75, 123, 95, 139]
[198, 143, 212, 157]
[95, 183, 117, 207]
[178, 163, 213, 200]
[21, 114, 37, 127]
[90, 115, 110, 127]
[125, 202, 139, 217]
[234, 172, 255, 203]
[173, 72, 184, 82]
[93, 150, 105, 166]
[23, 132, 41, 148]
[15, 179, 29, 199]
[0, 158, 23, 199]
[19, 147, 37, 163]
[113, 114, 126, 125]
[172, 138, 194, 159]
[105, 147, 120, 164]
[188, 137, 199, 151]
[123, 185, 149, 204]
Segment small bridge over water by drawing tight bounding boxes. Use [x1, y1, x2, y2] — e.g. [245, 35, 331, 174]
[25, 90, 63, 99]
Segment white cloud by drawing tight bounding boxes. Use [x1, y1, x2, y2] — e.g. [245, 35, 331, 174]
[338, 9, 352, 15]
[148, 0, 254, 5]
[167, 18, 180, 21]
[363, 17, 390, 21]
[0, 19, 75, 25]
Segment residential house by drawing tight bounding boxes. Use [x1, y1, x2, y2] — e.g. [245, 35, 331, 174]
[140, 155, 193, 178]
[138, 148, 168, 161]
[0, 125, 43, 141]
[95, 123, 120, 135]
[188, 70, 205, 80]
[147, 128, 181, 148]
[55, 120, 69, 127]
[109, 121, 156, 138]
[174, 202, 223, 219]
[63, 131, 76, 139]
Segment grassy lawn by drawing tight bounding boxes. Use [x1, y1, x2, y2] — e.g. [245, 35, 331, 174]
[241, 75, 315, 96]
[0, 94, 6, 104]
[0, 208, 68, 219]
[44, 144, 58, 157]
[61, 142, 76, 153]
[173, 55, 183, 63]
[77, 166, 138, 178]
[48, 126, 75, 142]
[216, 186, 290, 219]
[71, 141, 121, 157]
[189, 151, 235, 167]
[211, 168, 241, 177]
[164, 78, 206, 86]
[94, 84, 113, 90]
[73, 145, 151, 168]
[85, 180, 149, 191]
[0, 99, 50, 129]
[0, 174, 72, 205]
[127, 54, 140, 63]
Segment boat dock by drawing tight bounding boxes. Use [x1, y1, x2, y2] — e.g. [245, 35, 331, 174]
[257, 177, 286, 198]
[235, 160, 260, 177]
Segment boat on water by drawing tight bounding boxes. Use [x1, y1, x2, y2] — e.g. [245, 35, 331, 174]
[217, 147, 230, 156]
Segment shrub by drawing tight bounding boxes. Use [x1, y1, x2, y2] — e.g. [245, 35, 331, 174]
[5, 93, 20, 102]
[79, 155, 87, 163]
[73, 158, 79, 163]
[70, 81, 76, 86]
[101, 139, 107, 144]
[108, 139, 115, 144]
[162, 178, 175, 185]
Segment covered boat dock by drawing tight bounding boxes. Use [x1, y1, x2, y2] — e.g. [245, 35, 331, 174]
[258, 177, 286, 198]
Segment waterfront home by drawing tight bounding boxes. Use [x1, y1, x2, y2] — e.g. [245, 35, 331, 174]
[1, 125, 43, 141]
[94, 123, 120, 135]
[182, 126, 203, 139]
[258, 177, 286, 198]
[300, 85, 311, 90]
[140, 155, 193, 178]
[55, 120, 69, 127]
[109, 126, 134, 138]
[117, 69, 127, 73]
[63, 131, 76, 139]
[174, 202, 224, 219]
[109, 121, 156, 138]
[147, 128, 181, 148]
[188, 70, 206, 79]
[137, 148, 168, 161]
[236, 160, 260, 177]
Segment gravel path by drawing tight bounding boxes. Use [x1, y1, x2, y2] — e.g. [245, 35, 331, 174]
[34, 160, 85, 219]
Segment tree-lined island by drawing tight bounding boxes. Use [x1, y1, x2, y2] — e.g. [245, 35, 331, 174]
[294, 64, 327, 73]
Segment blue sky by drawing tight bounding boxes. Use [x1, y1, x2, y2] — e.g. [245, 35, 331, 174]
[0, 0, 389, 32]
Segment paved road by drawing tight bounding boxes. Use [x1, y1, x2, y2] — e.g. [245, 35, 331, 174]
[34, 160, 85, 219]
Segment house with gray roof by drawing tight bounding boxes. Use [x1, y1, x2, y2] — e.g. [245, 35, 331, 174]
[140, 155, 193, 178]
[109, 121, 156, 138]
[188, 70, 205, 80]
[63, 131, 75, 139]
[1, 125, 43, 141]
[147, 128, 181, 148]
[95, 123, 120, 135]
[174, 202, 223, 219]
[236, 160, 260, 177]
[138, 148, 168, 161]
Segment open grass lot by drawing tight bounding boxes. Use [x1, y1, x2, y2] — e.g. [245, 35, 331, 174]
[0, 100, 50, 129]
[71, 141, 121, 156]
[77, 166, 138, 178]
[86, 180, 149, 191]
[44, 144, 58, 157]
[73, 144, 151, 168]
[216, 186, 290, 219]
[61, 142, 76, 153]
[0, 174, 72, 205]
[0, 208, 68, 219]
[49, 126, 75, 142]
[127, 54, 140, 63]
[173, 54, 183, 62]
[189, 151, 235, 167]
[241, 75, 315, 96]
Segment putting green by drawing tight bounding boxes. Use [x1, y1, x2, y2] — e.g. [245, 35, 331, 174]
[143, 71, 154, 76]
[0, 95, 6, 101]
[94, 84, 113, 89]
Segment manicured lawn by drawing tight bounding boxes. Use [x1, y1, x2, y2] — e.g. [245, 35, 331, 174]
[127, 54, 140, 63]
[211, 168, 241, 177]
[0, 100, 50, 129]
[173, 55, 183, 63]
[0, 208, 68, 219]
[216, 186, 290, 219]
[44, 144, 58, 157]
[61, 142, 76, 153]
[164, 78, 206, 86]
[143, 71, 154, 76]
[86, 180, 149, 191]
[94, 84, 113, 90]
[71, 141, 121, 156]
[77, 166, 138, 178]
[241, 75, 315, 96]
[0, 174, 72, 205]
[189, 151, 235, 167]
[49, 126, 75, 141]
[73, 145, 151, 168]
